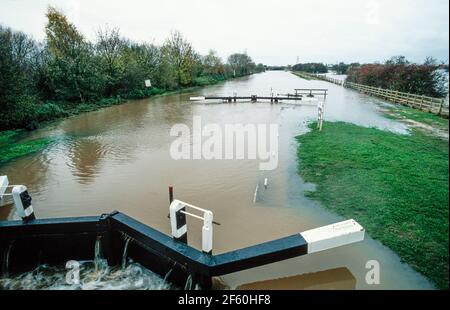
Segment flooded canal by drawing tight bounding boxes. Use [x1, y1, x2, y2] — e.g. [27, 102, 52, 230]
[0, 71, 434, 289]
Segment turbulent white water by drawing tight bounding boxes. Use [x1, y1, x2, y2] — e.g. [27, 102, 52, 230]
[0, 234, 173, 290]
[0, 260, 172, 290]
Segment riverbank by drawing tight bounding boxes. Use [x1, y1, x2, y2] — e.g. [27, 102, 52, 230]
[0, 74, 248, 165]
[296, 121, 449, 289]
[0, 130, 52, 165]
[382, 104, 449, 140]
[291, 71, 314, 80]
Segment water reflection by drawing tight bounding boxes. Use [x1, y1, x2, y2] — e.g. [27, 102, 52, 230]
[237, 267, 356, 290]
[66, 138, 104, 185]
[157, 95, 193, 124]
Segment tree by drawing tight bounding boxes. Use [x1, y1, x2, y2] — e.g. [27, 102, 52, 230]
[161, 31, 196, 87]
[331, 62, 350, 75]
[227, 53, 255, 77]
[255, 63, 266, 73]
[45, 6, 102, 102]
[292, 63, 328, 73]
[95, 26, 126, 96]
[202, 50, 224, 76]
[119, 41, 161, 95]
[385, 55, 409, 65]
[0, 26, 41, 129]
[0, 11, 265, 131]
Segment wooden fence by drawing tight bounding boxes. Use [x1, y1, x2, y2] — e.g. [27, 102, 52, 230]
[292, 71, 449, 118]
[313, 74, 345, 86]
[344, 82, 449, 118]
[294, 71, 345, 85]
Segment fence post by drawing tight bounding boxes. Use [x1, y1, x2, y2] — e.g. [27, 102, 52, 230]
[438, 99, 444, 116]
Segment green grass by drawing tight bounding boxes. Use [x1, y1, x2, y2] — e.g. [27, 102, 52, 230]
[291, 71, 315, 80]
[296, 122, 449, 289]
[384, 104, 449, 131]
[0, 130, 52, 165]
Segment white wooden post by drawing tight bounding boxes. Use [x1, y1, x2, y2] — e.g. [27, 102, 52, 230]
[318, 102, 324, 131]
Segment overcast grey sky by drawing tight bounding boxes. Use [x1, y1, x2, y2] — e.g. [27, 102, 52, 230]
[0, 0, 448, 65]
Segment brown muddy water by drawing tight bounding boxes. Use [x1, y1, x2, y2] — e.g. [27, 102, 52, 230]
[0, 71, 434, 289]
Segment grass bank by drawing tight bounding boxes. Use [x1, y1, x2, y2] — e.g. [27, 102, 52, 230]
[296, 121, 449, 289]
[291, 71, 315, 80]
[0, 130, 52, 165]
[383, 104, 449, 132]
[32, 84, 211, 123]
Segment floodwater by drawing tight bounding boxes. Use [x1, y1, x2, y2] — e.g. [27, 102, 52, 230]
[0, 71, 434, 289]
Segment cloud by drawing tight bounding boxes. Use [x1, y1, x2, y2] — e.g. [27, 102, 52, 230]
[0, 0, 448, 64]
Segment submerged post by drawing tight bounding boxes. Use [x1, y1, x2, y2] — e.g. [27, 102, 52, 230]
[169, 186, 174, 204]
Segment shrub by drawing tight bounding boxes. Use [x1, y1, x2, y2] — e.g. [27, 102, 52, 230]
[36, 102, 68, 121]
[194, 76, 218, 86]
[346, 57, 448, 98]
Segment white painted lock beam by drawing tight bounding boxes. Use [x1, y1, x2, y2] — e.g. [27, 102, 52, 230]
[190, 96, 206, 101]
[300, 219, 364, 254]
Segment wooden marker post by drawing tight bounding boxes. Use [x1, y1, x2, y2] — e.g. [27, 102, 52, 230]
[318, 102, 324, 131]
